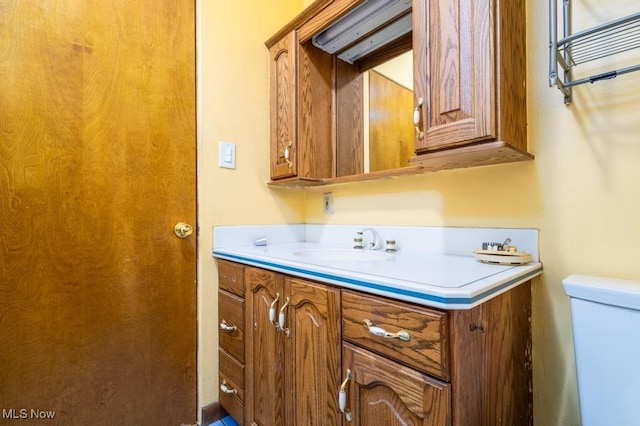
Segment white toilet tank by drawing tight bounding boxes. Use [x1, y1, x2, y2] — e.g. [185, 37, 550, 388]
[563, 274, 640, 426]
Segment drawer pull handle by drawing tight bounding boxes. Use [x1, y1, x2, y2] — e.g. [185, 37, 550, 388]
[219, 320, 237, 333]
[338, 369, 352, 422]
[220, 380, 237, 395]
[363, 319, 411, 342]
[269, 293, 280, 325]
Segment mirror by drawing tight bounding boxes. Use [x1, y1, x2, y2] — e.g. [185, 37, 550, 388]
[296, 0, 416, 180]
[333, 46, 414, 178]
[364, 51, 414, 173]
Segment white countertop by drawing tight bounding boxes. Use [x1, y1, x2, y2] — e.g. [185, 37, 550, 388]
[212, 225, 543, 310]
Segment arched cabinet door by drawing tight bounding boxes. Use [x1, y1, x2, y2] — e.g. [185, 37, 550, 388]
[340, 342, 451, 425]
[269, 32, 297, 180]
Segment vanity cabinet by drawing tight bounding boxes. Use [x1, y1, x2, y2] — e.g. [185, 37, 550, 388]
[410, 0, 531, 169]
[217, 260, 532, 425]
[244, 267, 342, 425]
[340, 286, 533, 425]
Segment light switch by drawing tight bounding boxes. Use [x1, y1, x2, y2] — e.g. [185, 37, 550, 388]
[218, 141, 236, 169]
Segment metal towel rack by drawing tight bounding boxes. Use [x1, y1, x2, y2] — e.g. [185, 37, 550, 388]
[549, 0, 640, 104]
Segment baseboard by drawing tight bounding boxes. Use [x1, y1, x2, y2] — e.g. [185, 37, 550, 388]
[201, 402, 227, 426]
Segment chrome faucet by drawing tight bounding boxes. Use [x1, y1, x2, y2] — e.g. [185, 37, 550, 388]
[360, 228, 382, 250]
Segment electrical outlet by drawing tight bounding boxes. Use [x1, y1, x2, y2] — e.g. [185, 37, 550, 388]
[323, 192, 333, 214]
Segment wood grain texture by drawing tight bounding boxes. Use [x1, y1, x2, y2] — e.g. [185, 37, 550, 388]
[336, 59, 364, 177]
[285, 278, 341, 426]
[414, 0, 527, 154]
[245, 267, 285, 426]
[416, 0, 495, 151]
[342, 290, 450, 380]
[449, 282, 533, 426]
[297, 40, 334, 179]
[0, 0, 196, 424]
[343, 342, 451, 425]
[218, 260, 245, 297]
[270, 33, 297, 180]
[218, 349, 245, 424]
[219, 290, 246, 363]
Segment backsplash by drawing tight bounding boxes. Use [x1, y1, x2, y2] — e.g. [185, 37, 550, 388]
[213, 224, 539, 261]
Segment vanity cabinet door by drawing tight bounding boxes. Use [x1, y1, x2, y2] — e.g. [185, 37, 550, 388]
[284, 277, 342, 426]
[245, 267, 286, 425]
[341, 342, 451, 425]
[269, 32, 297, 179]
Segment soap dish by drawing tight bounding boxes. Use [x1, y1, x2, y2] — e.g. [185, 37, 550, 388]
[473, 248, 532, 265]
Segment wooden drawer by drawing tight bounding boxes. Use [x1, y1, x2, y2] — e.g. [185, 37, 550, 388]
[218, 290, 245, 363]
[219, 349, 244, 425]
[218, 260, 245, 296]
[342, 290, 450, 380]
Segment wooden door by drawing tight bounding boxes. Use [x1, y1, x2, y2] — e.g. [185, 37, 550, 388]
[0, 1, 196, 424]
[341, 342, 451, 425]
[413, 0, 495, 153]
[245, 268, 285, 425]
[285, 278, 341, 426]
[368, 71, 415, 171]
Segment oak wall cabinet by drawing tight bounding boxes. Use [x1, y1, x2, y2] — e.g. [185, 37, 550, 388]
[410, 0, 532, 170]
[265, 0, 533, 187]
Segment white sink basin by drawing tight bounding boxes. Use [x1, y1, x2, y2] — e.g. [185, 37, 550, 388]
[293, 248, 393, 262]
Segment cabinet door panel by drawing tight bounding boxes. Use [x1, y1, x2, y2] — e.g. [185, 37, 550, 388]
[414, 0, 495, 152]
[270, 32, 297, 179]
[342, 342, 451, 426]
[285, 278, 341, 426]
[245, 268, 285, 425]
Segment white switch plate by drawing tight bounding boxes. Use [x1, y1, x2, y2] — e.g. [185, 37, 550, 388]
[218, 141, 236, 169]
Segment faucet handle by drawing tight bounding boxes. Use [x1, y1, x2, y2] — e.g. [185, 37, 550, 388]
[353, 231, 364, 249]
[385, 239, 397, 253]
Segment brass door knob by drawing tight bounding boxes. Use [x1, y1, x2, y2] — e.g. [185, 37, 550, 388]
[174, 222, 193, 238]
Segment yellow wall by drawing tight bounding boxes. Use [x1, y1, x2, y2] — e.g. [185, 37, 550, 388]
[198, 1, 640, 425]
[196, 0, 305, 417]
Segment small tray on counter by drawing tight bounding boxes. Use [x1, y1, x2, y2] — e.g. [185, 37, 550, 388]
[473, 249, 532, 265]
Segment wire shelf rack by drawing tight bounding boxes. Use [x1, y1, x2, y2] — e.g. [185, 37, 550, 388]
[549, 0, 640, 104]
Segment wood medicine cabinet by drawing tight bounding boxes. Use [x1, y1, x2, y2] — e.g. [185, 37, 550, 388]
[266, 0, 533, 187]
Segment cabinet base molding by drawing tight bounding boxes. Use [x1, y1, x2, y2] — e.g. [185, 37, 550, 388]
[409, 141, 534, 172]
[266, 142, 533, 188]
